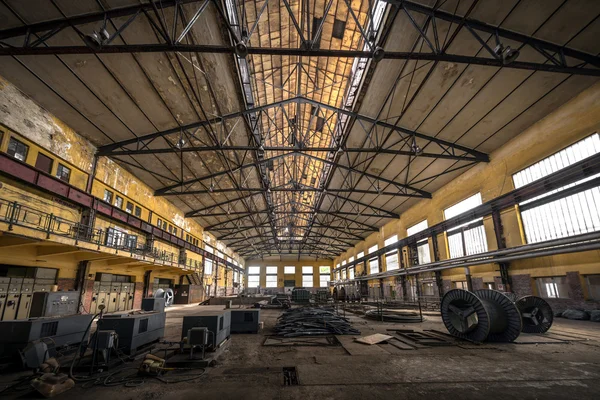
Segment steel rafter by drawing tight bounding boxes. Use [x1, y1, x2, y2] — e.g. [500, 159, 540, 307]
[2, 0, 598, 76]
[98, 96, 488, 163]
[1, 45, 599, 76]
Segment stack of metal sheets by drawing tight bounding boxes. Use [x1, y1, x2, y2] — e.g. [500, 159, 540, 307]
[273, 307, 360, 337]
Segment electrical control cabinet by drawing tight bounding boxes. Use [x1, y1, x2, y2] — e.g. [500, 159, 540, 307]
[29, 291, 80, 318]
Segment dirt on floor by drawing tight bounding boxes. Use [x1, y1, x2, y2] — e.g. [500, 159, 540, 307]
[1, 303, 600, 400]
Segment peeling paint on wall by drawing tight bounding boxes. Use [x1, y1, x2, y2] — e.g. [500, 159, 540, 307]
[0, 75, 96, 173]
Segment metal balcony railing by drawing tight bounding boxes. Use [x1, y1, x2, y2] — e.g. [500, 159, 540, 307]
[0, 198, 186, 268]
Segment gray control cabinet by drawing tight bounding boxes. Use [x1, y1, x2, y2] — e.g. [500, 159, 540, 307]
[0, 314, 93, 360]
[182, 309, 231, 349]
[230, 309, 260, 334]
[98, 311, 166, 354]
[29, 291, 80, 318]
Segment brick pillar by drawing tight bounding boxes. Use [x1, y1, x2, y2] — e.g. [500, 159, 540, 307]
[471, 277, 484, 291]
[511, 274, 533, 297]
[57, 278, 76, 291]
[81, 279, 95, 314]
[565, 271, 585, 301]
[133, 282, 144, 310]
[146, 282, 154, 298]
[442, 279, 452, 294]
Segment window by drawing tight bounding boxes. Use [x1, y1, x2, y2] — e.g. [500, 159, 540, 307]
[168, 225, 173, 233]
[284, 266, 295, 274]
[247, 265, 260, 288]
[384, 235, 399, 271]
[348, 256, 354, 263]
[266, 266, 278, 274]
[536, 276, 569, 299]
[407, 220, 432, 265]
[335, 263, 340, 269]
[348, 268, 355, 280]
[7, 137, 29, 161]
[311, 16, 323, 48]
[302, 266, 313, 287]
[368, 244, 378, 254]
[157, 219, 163, 229]
[513, 134, 600, 244]
[126, 234, 137, 249]
[266, 275, 278, 288]
[332, 19, 346, 39]
[444, 193, 488, 258]
[173, 227, 177, 236]
[134, 206, 142, 217]
[265, 267, 278, 288]
[56, 164, 71, 183]
[204, 246, 214, 274]
[453, 281, 468, 290]
[369, 257, 379, 274]
[103, 189, 113, 203]
[585, 275, 600, 300]
[341, 260, 347, 266]
[106, 227, 125, 248]
[357, 251, 364, 259]
[114, 195, 123, 208]
[247, 275, 259, 287]
[125, 201, 134, 213]
[319, 266, 330, 274]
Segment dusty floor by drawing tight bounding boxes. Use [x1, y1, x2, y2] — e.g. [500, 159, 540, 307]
[2, 303, 600, 399]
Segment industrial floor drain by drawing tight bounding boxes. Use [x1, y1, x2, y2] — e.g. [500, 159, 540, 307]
[283, 366, 299, 386]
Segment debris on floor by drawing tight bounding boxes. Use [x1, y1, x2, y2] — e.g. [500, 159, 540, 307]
[272, 307, 360, 337]
[354, 333, 394, 345]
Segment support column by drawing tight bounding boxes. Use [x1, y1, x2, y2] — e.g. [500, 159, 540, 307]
[143, 270, 152, 297]
[465, 267, 473, 291]
[492, 209, 512, 292]
[435, 271, 444, 298]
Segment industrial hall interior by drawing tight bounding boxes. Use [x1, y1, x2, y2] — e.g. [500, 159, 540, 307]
[0, 0, 599, 398]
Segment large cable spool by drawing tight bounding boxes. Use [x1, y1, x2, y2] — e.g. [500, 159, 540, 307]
[515, 295, 553, 333]
[441, 289, 490, 342]
[473, 289, 522, 342]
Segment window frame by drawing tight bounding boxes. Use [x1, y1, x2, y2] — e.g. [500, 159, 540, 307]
[7, 137, 29, 162]
[56, 163, 71, 183]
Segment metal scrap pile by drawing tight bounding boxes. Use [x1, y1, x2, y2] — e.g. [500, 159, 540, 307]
[273, 307, 360, 337]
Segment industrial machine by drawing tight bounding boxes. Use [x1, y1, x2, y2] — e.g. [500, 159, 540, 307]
[182, 309, 231, 350]
[97, 303, 166, 354]
[230, 309, 260, 334]
[291, 288, 311, 304]
[0, 314, 94, 362]
[29, 291, 80, 318]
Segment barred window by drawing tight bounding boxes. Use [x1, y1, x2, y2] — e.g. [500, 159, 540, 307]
[407, 220, 431, 265]
[513, 133, 600, 244]
[444, 193, 488, 258]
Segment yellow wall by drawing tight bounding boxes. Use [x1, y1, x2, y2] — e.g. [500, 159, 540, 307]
[333, 81, 600, 287]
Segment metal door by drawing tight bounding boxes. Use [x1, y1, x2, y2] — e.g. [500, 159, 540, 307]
[0, 294, 7, 320]
[107, 283, 120, 312]
[3, 294, 20, 320]
[16, 294, 32, 319]
[90, 282, 100, 314]
[118, 284, 128, 311]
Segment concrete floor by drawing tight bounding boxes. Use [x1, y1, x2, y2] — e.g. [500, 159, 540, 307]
[2, 304, 600, 399]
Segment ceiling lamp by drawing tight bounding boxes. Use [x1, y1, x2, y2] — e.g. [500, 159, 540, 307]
[235, 42, 248, 58]
[372, 47, 385, 62]
[494, 43, 520, 65]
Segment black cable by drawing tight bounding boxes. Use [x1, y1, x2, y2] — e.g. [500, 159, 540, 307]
[69, 311, 102, 382]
